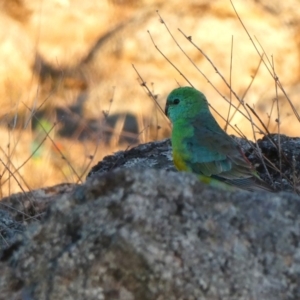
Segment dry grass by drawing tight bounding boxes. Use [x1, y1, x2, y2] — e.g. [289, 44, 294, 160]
[0, 123, 136, 197]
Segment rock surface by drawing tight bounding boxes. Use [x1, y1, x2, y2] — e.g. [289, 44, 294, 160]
[0, 183, 77, 249]
[1, 135, 300, 299]
[1, 168, 300, 299]
[0, 210, 24, 250]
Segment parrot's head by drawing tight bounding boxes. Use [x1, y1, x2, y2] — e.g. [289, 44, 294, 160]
[165, 87, 209, 122]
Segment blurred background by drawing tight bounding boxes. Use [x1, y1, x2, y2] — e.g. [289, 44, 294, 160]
[0, 0, 300, 196]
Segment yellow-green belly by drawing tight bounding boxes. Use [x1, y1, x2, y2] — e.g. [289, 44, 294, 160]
[171, 122, 194, 172]
[173, 150, 189, 171]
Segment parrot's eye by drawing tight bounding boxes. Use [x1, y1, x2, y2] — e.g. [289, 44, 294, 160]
[173, 99, 180, 105]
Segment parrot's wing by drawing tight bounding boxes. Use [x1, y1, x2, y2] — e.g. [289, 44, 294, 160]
[186, 123, 255, 180]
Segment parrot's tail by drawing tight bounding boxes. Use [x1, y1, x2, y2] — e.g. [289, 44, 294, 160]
[211, 175, 275, 193]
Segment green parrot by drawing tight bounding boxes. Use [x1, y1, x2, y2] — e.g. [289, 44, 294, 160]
[165, 86, 274, 192]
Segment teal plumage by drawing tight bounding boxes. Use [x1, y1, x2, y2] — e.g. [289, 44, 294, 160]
[165, 86, 273, 192]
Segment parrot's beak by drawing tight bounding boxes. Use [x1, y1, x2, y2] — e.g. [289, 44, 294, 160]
[165, 104, 169, 117]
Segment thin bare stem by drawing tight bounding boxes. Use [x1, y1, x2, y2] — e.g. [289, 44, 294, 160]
[0, 159, 39, 220]
[147, 28, 194, 87]
[1, 124, 56, 185]
[177, 28, 264, 136]
[266, 98, 276, 129]
[228, 55, 263, 124]
[246, 103, 292, 175]
[0, 201, 39, 221]
[132, 63, 170, 126]
[231, 0, 300, 123]
[102, 87, 115, 120]
[271, 56, 282, 188]
[225, 36, 234, 132]
[22, 102, 83, 183]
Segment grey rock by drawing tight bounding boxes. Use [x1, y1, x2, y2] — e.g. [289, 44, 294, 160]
[1, 168, 300, 300]
[0, 183, 77, 252]
[0, 183, 78, 224]
[87, 138, 175, 177]
[0, 210, 24, 250]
